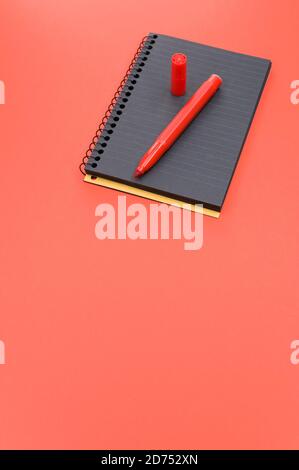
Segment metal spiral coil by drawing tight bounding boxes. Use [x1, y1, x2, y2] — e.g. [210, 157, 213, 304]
[79, 34, 157, 175]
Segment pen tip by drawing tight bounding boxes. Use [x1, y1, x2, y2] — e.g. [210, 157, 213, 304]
[134, 168, 142, 178]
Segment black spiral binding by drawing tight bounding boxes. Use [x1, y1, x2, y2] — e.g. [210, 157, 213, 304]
[80, 34, 158, 175]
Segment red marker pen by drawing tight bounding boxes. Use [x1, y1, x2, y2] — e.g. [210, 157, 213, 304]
[134, 74, 222, 177]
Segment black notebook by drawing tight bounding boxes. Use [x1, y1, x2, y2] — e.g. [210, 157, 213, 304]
[82, 33, 271, 217]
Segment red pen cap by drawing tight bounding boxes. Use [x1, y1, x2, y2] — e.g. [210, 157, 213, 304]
[171, 53, 187, 96]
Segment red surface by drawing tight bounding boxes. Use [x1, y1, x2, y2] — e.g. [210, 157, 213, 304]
[135, 74, 222, 176]
[0, 0, 299, 450]
[171, 53, 187, 96]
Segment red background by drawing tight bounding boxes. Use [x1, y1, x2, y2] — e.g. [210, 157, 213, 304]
[0, 0, 298, 449]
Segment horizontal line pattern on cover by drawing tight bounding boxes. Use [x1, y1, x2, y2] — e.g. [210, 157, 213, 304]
[85, 33, 271, 211]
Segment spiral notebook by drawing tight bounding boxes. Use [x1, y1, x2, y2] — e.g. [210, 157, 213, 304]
[82, 33, 271, 218]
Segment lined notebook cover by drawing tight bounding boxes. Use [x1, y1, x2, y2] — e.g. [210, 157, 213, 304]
[84, 33, 271, 213]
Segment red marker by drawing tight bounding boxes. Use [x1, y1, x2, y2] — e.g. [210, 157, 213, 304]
[134, 74, 223, 177]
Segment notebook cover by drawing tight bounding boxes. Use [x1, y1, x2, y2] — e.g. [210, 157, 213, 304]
[84, 33, 271, 213]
